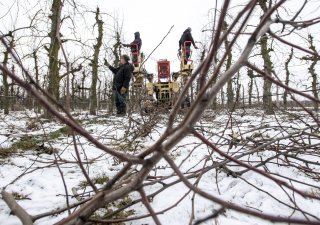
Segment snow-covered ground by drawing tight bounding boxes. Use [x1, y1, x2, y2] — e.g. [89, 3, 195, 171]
[0, 109, 320, 225]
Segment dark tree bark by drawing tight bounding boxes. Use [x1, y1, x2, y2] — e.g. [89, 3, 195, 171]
[212, 57, 218, 110]
[259, 0, 274, 114]
[1, 36, 14, 114]
[71, 68, 77, 110]
[255, 78, 260, 104]
[223, 22, 234, 111]
[89, 7, 103, 115]
[247, 69, 254, 106]
[112, 31, 122, 67]
[283, 48, 293, 109]
[47, 0, 62, 102]
[303, 35, 319, 111]
[32, 50, 41, 112]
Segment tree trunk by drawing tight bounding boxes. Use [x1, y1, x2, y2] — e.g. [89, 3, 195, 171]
[89, 7, 103, 115]
[283, 48, 293, 109]
[2, 36, 14, 114]
[113, 31, 122, 67]
[97, 79, 101, 111]
[307, 35, 319, 111]
[211, 57, 218, 110]
[33, 50, 41, 113]
[10, 66, 17, 111]
[247, 69, 254, 106]
[254, 78, 260, 104]
[259, 0, 274, 114]
[219, 90, 224, 108]
[47, 0, 62, 102]
[71, 70, 76, 110]
[234, 73, 241, 109]
[223, 22, 234, 111]
[65, 65, 70, 112]
[242, 84, 245, 108]
[81, 71, 86, 100]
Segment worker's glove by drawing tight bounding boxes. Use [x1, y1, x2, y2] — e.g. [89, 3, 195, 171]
[104, 58, 110, 67]
[120, 87, 127, 94]
[122, 43, 129, 47]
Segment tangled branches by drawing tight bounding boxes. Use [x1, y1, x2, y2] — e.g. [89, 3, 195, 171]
[1, 1, 320, 225]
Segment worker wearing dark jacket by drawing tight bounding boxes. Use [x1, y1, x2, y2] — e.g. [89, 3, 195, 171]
[123, 32, 142, 66]
[179, 27, 198, 64]
[104, 55, 134, 116]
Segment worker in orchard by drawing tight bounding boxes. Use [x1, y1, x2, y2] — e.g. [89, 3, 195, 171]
[104, 55, 134, 116]
[122, 32, 142, 66]
[179, 27, 198, 64]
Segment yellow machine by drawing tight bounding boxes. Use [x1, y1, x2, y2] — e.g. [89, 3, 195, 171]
[129, 51, 155, 113]
[130, 41, 194, 112]
[172, 41, 194, 107]
[152, 59, 179, 107]
[131, 52, 147, 88]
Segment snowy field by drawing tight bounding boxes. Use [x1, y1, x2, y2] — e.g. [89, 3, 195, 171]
[0, 109, 320, 225]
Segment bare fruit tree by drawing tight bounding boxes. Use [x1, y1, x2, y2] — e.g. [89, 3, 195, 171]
[89, 7, 104, 115]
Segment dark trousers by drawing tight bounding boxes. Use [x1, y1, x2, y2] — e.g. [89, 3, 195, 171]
[114, 90, 128, 114]
[131, 53, 139, 66]
[185, 45, 191, 64]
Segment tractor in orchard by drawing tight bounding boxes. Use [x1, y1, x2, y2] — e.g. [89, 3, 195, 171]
[130, 41, 194, 113]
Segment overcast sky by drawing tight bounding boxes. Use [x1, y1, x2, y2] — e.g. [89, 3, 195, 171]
[0, 0, 217, 73]
[77, 0, 216, 72]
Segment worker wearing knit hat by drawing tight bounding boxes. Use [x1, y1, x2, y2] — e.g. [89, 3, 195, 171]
[121, 54, 130, 62]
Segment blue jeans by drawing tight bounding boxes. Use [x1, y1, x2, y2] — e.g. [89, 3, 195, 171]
[114, 91, 128, 113]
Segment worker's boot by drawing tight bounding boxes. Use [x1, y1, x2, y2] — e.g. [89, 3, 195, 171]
[116, 108, 122, 115]
[121, 105, 127, 116]
[116, 106, 126, 117]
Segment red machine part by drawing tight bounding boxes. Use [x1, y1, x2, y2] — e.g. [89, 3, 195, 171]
[157, 60, 171, 83]
[130, 43, 139, 66]
[183, 41, 193, 64]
